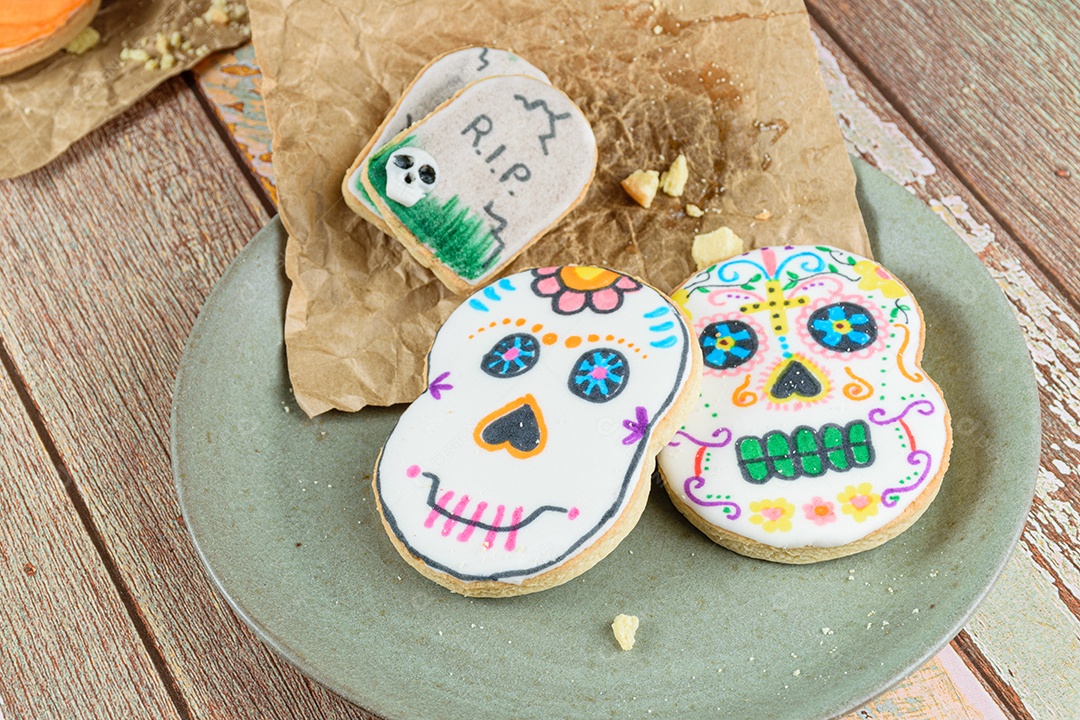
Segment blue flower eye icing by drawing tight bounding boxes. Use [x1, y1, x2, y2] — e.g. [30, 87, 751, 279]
[568, 348, 629, 403]
[807, 302, 877, 352]
[700, 320, 758, 370]
[482, 333, 541, 377]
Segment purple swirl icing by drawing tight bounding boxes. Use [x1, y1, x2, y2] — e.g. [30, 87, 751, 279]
[880, 450, 933, 508]
[667, 428, 732, 448]
[683, 476, 741, 519]
[868, 399, 936, 426]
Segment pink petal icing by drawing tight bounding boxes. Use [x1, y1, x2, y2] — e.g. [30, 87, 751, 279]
[557, 290, 586, 313]
[589, 287, 621, 311]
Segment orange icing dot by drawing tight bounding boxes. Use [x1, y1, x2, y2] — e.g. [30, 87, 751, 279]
[0, 0, 89, 49]
[515, 318, 526, 326]
[542, 333, 558, 345]
[489, 321, 497, 328]
[502, 318, 512, 324]
[532, 323, 544, 333]
[587, 334, 600, 342]
[564, 336, 582, 348]
[605, 334, 615, 341]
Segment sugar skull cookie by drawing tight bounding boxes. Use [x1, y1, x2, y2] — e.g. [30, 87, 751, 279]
[361, 75, 596, 295]
[374, 266, 700, 596]
[657, 246, 951, 563]
[343, 47, 550, 235]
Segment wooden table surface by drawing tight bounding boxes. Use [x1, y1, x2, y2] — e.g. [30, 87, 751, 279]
[1, 2, 1077, 718]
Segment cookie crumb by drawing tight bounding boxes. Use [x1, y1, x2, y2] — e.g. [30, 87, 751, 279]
[821, 627, 834, 635]
[692, 227, 743, 270]
[755, 209, 772, 221]
[653, 24, 664, 35]
[685, 203, 704, 218]
[64, 27, 100, 55]
[612, 614, 640, 650]
[659, 154, 688, 197]
[621, 169, 660, 208]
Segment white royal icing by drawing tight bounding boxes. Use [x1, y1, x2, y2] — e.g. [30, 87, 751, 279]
[363, 75, 596, 290]
[376, 266, 693, 585]
[346, 48, 550, 221]
[657, 245, 950, 550]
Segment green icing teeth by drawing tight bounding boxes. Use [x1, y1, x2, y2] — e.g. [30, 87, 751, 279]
[735, 420, 875, 484]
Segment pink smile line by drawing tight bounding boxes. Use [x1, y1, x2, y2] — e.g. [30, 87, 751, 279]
[414, 471, 577, 551]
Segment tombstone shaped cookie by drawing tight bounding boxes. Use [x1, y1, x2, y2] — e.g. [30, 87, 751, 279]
[657, 246, 951, 563]
[342, 47, 550, 235]
[361, 75, 597, 295]
[374, 266, 699, 596]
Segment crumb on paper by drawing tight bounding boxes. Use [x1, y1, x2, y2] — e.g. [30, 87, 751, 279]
[621, 169, 660, 209]
[685, 203, 704, 218]
[653, 24, 663, 35]
[754, 209, 772, 221]
[64, 27, 100, 55]
[692, 227, 743, 270]
[612, 614, 639, 651]
[204, 0, 248, 25]
[821, 627, 834, 635]
[120, 48, 151, 63]
[659, 154, 688, 197]
[119, 1, 247, 72]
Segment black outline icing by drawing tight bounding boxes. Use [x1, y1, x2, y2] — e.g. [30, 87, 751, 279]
[421, 472, 568, 531]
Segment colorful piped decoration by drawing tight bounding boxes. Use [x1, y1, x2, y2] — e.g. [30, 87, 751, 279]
[658, 245, 951, 563]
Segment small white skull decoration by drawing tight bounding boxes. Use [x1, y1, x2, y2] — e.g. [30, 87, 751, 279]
[384, 147, 439, 207]
[658, 245, 951, 560]
[374, 266, 694, 595]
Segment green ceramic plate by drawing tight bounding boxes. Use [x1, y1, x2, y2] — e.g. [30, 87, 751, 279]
[172, 161, 1039, 720]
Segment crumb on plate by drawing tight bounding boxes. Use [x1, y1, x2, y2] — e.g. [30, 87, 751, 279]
[612, 613, 639, 651]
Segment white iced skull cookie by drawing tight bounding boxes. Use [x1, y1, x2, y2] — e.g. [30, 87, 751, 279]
[657, 245, 951, 563]
[361, 75, 596, 295]
[374, 266, 698, 596]
[343, 47, 550, 233]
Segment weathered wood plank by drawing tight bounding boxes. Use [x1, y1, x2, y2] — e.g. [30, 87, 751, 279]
[812, 21, 1080, 720]
[0, 77, 377, 718]
[806, 0, 1080, 311]
[191, 43, 278, 205]
[838, 644, 1008, 720]
[0, 356, 181, 719]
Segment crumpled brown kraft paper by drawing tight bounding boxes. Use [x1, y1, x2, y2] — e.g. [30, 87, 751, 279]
[248, 0, 870, 417]
[0, 0, 250, 180]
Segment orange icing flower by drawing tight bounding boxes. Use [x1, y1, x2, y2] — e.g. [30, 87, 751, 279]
[748, 498, 795, 533]
[802, 496, 837, 526]
[837, 483, 881, 522]
[532, 267, 641, 315]
[852, 260, 907, 299]
[0, 0, 89, 50]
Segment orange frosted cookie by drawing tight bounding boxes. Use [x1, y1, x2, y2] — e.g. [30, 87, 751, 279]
[0, 0, 101, 77]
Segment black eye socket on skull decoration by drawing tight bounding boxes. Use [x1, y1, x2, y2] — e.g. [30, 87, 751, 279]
[392, 154, 414, 169]
[807, 302, 878, 352]
[699, 320, 758, 370]
[481, 333, 541, 378]
[568, 348, 629, 403]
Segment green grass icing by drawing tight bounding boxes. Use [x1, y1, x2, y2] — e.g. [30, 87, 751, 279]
[367, 136, 497, 281]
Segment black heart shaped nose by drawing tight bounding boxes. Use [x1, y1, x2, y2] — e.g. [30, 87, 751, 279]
[770, 360, 823, 399]
[475, 395, 547, 459]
